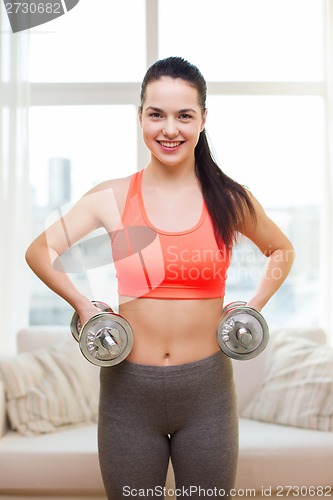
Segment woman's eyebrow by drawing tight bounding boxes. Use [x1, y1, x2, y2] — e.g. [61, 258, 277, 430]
[145, 106, 197, 114]
[178, 108, 197, 114]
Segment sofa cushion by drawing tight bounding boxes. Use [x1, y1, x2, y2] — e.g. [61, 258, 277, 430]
[236, 418, 333, 490]
[17, 327, 73, 353]
[0, 339, 99, 436]
[232, 327, 327, 413]
[0, 423, 105, 495]
[241, 330, 333, 432]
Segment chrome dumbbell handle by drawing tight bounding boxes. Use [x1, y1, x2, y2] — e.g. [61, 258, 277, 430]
[217, 301, 269, 361]
[95, 328, 122, 356]
[79, 312, 134, 367]
[69, 301, 134, 367]
[236, 327, 253, 348]
[221, 319, 253, 347]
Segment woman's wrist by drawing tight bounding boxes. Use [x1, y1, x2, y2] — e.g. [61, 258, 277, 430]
[246, 296, 266, 312]
[71, 295, 94, 315]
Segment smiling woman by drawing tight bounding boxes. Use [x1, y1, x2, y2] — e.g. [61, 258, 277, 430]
[25, 55, 295, 498]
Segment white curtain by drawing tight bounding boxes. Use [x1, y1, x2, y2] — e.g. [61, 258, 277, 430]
[323, 0, 333, 341]
[0, 8, 31, 354]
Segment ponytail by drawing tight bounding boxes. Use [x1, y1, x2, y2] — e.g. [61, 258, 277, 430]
[195, 130, 256, 250]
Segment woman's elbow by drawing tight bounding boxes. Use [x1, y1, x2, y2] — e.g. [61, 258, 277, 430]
[25, 240, 39, 269]
[284, 240, 296, 269]
[25, 234, 47, 269]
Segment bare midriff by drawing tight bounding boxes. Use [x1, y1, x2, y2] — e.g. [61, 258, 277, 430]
[119, 296, 224, 366]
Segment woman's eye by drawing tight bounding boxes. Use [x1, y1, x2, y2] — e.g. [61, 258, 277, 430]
[149, 113, 162, 118]
[179, 114, 192, 120]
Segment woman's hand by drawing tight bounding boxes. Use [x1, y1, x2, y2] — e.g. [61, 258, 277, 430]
[77, 303, 107, 328]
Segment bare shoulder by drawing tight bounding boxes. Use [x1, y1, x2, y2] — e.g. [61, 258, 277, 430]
[83, 173, 133, 205]
[88, 174, 133, 197]
[83, 173, 134, 229]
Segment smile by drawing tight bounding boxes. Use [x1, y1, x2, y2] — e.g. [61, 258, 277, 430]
[157, 141, 184, 149]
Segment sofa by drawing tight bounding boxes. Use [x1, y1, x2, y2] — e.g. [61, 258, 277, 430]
[0, 325, 333, 500]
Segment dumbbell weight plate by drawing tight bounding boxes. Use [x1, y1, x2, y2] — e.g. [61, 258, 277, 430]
[70, 301, 113, 342]
[79, 313, 134, 367]
[217, 306, 269, 361]
[222, 301, 247, 317]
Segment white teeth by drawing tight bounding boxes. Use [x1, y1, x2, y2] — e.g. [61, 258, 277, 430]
[160, 141, 182, 148]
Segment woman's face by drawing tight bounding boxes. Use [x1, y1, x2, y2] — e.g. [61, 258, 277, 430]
[139, 77, 207, 168]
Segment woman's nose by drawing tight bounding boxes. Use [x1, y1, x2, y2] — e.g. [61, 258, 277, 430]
[163, 119, 179, 138]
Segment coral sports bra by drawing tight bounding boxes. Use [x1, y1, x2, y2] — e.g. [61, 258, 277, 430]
[111, 169, 231, 299]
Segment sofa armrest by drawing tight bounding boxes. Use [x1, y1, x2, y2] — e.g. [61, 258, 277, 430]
[0, 380, 6, 438]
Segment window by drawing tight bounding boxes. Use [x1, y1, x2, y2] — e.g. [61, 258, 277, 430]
[205, 95, 324, 325]
[159, 0, 323, 82]
[29, 105, 137, 202]
[29, 0, 146, 82]
[29, 104, 137, 322]
[28, 0, 328, 331]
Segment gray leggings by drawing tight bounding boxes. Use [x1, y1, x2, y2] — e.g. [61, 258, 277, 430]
[98, 351, 239, 499]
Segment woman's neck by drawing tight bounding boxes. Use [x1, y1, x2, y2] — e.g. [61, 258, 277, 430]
[145, 157, 197, 185]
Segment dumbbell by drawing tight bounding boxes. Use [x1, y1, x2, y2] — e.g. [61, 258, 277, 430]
[70, 301, 134, 367]
[217, 301, 269, 360]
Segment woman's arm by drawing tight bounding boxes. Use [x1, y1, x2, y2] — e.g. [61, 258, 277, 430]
[25, 181, 121, 324]
[238, 191, 296, 312]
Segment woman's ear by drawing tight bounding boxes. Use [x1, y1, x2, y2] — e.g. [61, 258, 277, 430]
[200, 108, 208, 132]
[138, 107, 143, 127]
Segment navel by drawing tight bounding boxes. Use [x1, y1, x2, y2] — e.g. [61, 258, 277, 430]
[163, 352, 170, 365]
